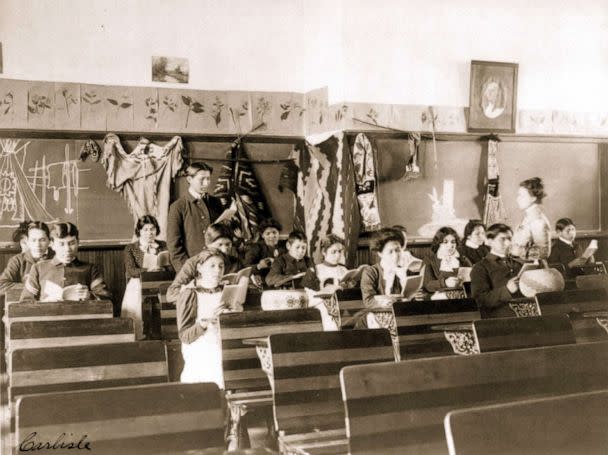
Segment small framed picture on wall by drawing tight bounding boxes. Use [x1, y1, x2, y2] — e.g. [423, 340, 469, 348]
[467, 60, 518, 133]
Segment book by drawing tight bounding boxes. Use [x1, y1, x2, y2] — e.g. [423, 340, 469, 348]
[385, 267, 426, 301]
[457, 267, 472, 283]
[406, 258, 423, 273]
[42, 282, 89, 302]
[220, 283, 247, 311]
[214, 200, 238, 224]
[222, 266, 253, 286]
[143, 250, 170, 270]
[339, 265, 367, 284]
[271, 272, 306, 288]
[581, 239, 598, 260]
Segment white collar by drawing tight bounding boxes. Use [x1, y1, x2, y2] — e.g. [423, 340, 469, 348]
[188, 188, 205, 200]
[490, 251, 506, 258]
[465, 239, 480, 249]
[558, 237, 573, 246]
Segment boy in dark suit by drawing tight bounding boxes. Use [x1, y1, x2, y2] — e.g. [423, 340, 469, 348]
[471, 223, 523, 318]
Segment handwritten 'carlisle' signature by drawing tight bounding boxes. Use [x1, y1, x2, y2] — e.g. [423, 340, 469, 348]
[19, 432, 92, 451]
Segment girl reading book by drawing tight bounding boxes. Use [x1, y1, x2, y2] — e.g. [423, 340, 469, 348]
[423, 227, 472, 294]
[176, 249, 239, 387]
[121, 215, 171, 339]
[302, 235, 357, 330]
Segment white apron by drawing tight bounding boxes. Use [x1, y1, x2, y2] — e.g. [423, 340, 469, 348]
[120, 278, 144, 340]
[180, 291, 225, 389]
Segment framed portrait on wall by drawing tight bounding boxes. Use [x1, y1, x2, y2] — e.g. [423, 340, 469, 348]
[467, 60, 518, 133]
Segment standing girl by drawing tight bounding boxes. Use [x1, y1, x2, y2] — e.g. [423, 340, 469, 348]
[176, 249, 239, 387]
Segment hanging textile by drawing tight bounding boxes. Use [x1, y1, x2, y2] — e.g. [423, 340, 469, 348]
[482, 138, 508, 226]
[352, 133, 382, 232]
[102, 134, 184, 241]
[403, 132, 422, 181]
[213, 141, 272, 241]
[285, 131, 360, 266]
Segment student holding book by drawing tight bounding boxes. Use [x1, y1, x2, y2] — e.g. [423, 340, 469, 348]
[471, 223, 524, 318]
[548, 218, 597, 277]
[166, 223, 241, 303]
[459, 219, 490, 264]
[20, 222, 112, 303]
[302, 235, 360, 292]
[0, 221, 53, 294]
[121, 215, 171, 339]
[360, 228, 408, 308]
[423, 227, 472, 294]
[243, 218, 285, 285]
[176, 248, 242, 387]
[266, 230, 314, 289]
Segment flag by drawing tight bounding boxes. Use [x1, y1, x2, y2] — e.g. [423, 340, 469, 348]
[289, 132, 360, 266]
[213, 142, 273, 241]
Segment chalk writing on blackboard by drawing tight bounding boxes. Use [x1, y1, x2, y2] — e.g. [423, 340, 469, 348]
[0, 138, 89, 228]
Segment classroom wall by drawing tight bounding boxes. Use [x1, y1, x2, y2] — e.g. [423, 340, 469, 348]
[2, 0, 607, 113]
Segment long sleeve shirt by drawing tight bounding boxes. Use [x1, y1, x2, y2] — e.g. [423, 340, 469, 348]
[471, 253, 523, 318]
[265, 253, 314, 288]
[422, 254, 472, 293]
[165, 251, 241, 303]
[166, 193, 224, 271]
[511, 204, 552, 260]
[20, 257, 112, 302]
[0, 249, 53, 294]
[243, 241, 285, 279]
[123, 240, 170, 279]
[176, 286, 221, 344]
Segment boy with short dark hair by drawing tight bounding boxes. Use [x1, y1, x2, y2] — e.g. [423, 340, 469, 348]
[266, 230, 314, 288]
[548, 218, 593, 275]
[20, 222, 112, 303]
[471, 223, 523, 318]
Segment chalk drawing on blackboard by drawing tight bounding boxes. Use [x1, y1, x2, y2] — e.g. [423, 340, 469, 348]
[418, 179, 468, 238]
[0, 139, 90, 228]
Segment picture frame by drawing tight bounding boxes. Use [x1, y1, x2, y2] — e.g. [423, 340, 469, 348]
[467, 60, 518, 133]
[151, 56, 189, 84]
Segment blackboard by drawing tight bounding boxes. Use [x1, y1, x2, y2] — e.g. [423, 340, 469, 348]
[376, 138, 600, 238]
[0, 136, 297, 246]
[0, 137, 135, 244]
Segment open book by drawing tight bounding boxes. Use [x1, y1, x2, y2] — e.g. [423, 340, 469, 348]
[339, 265, 367, 284]
[457, 267, 472, 283]
[214, 200, 238, 224]
[581, 239, 598, 260]
[219, 282, 248, 311]
[143, 251, 170, 270]
[386, 266, 426, 300]
[222, 267, 253, 286]
[271, 272, 306, 288]
[42, 282, 89, 302]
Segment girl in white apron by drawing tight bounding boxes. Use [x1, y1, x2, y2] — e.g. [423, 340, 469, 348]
[176, 249, 237, 388]
[121, 215, 170, 339]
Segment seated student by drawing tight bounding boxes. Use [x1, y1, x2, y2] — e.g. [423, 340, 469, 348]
[266, 230, 313, 289]
[548, 218, 593, 276]
[176, 249, 241, 388]
[20, 222, 112, 302]
[0, 221, 53, 294]
[12, 220, 31, 253]
[301, 235, 356, 292]
[166, 223, 241, 303]
[471, 223, 523, 318]
[460, 219, 490, 264]
[121, 215, 171, 340]
[423, 227, 472, 293]
[360, 228, 407, 308]
[243, 218, 285, 285]
[392, 225, 423, 273]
